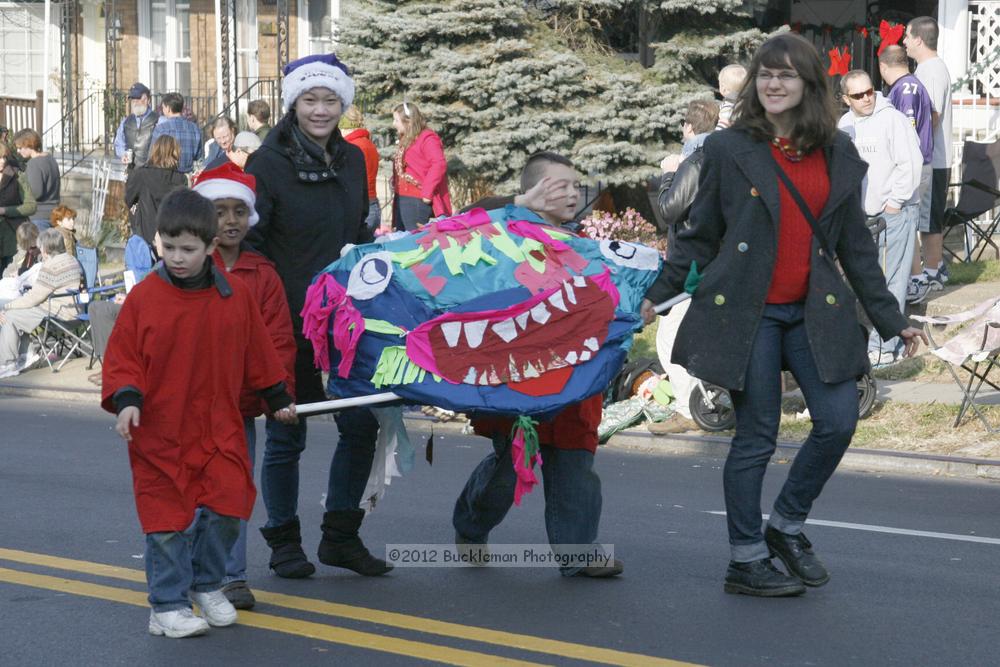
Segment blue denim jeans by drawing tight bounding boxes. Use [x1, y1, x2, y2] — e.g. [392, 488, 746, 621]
[260, 407, 379, 528]
[868, 204, 918, 358]
[394, 195, 432, 231]
[224, 417, 257, 584]
[364, 198, 382, 231]
[452, 436, 603, 576]
[726, 303, 859, 562]
[145, 507, 240, 612]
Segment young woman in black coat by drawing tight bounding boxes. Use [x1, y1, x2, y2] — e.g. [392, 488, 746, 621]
[642, 34, 927, 597]
[245, 53, 389, 587]
[125, 135, 186, 246]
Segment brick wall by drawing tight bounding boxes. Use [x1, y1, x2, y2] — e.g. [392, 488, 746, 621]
[190, 0, 217, 96]
[118, 1, 140, 90]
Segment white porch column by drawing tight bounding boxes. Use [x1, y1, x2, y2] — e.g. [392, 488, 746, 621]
[940, 0, 970, 92]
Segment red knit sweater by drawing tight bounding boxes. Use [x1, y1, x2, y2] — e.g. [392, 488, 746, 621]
[766, 141, 829, 303]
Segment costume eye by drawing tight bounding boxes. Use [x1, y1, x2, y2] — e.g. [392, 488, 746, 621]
[346, 252, 393, 300]
[599, 240, 660, 270]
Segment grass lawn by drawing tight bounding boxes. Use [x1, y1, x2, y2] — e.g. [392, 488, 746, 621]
[944, 258, 1000, 285]
[651, 397, 1000, 459]
[776, 399, 1000, 459]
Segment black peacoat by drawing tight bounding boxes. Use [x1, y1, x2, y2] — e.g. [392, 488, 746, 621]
[644, 128, 910, 391]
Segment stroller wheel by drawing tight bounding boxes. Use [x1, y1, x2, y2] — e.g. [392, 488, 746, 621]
[689, 382, 737, 432]
[857, 372, 877, 419]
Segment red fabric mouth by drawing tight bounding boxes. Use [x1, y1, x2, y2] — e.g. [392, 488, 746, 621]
[424, 276, 614, 386]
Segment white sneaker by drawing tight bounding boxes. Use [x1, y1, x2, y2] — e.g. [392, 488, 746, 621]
[148, 608, 210, 638]
[924, 268, 946, 292]
[905, 276, 930, 304]
[190, 589, 238, 627]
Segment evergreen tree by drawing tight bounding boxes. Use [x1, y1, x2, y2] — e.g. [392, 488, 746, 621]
[648, 0, 764, 90]
[338, 1, 760, 203]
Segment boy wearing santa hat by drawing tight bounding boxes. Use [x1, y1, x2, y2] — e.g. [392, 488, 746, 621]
[193, 162, 297, 609]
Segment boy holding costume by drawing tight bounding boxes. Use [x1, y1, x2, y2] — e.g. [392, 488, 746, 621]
[102, 188, 297, 638]
[192, 162, 298, 610]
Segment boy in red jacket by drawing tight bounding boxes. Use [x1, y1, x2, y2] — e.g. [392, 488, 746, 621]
[102, 188, 297, 638]
[192, 162, 297, 610]
[453, 152, 621, 578]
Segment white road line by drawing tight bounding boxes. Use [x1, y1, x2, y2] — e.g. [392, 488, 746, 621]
[704, 511, 1000, 545]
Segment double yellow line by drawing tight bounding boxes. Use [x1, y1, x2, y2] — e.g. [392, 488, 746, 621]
[0, 547, 701, 666]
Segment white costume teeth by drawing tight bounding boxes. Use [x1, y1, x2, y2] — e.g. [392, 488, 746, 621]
[548, 290, 567, 312]
[491, 318, 517, 343]
[529, 302, 551, 325]
[463, 320, 488, 348]
[564, 282, 577, 304]
[441, 321, 462, 348]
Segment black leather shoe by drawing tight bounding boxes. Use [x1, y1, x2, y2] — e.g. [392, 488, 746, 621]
[765, 526, 830, 587]
[724, 558, 806, 597]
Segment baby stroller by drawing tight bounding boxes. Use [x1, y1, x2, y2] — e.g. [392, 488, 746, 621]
[688, 370, 877, 432]
[682, 216, 887, 432]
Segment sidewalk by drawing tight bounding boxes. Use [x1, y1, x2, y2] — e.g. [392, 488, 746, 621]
[3, 281, 999, 481]
[5, 279, 997, 402]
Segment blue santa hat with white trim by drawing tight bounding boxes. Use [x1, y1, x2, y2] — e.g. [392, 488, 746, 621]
[281, 53, 355, 113]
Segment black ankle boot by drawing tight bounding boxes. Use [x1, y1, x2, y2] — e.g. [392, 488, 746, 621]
[317, 509, 393, 576]
[259, 517, 316, 579]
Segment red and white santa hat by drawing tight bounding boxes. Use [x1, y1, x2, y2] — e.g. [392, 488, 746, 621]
[192, 161, 259, 226]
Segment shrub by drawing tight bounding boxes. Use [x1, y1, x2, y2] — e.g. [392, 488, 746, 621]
[578, 207, 667, 257]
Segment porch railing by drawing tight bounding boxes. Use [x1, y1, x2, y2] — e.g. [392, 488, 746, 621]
[41, 89, 108, 174]
[954, 3, 1000, 163]
[0, 91, 44, 134]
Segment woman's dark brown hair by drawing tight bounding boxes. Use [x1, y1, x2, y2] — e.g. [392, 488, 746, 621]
[732, 32, 839, 153]
[147, 135, 180, 170]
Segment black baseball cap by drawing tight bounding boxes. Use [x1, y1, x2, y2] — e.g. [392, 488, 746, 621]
[128, 82, 151, 99]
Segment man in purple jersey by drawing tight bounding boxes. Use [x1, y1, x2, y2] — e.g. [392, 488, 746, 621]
[880, 45, 935, 304]
[880, 46, 933, 163]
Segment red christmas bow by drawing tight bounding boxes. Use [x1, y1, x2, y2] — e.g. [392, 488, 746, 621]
[878, 20, 904, 55]
[828, 46, 851, 77]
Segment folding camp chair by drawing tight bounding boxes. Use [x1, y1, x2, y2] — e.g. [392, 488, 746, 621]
[913, 298, 1000, 432]
[31, 257, 122, 372]
[942, 138, 1000, 263]
[31, 287, 96, 372]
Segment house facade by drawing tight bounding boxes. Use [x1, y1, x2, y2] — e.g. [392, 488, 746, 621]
[3, 1, 1000, 163]
[0, 0, 341, 151]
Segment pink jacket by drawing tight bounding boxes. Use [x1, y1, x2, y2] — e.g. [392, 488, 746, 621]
[401, 129, 452, 217]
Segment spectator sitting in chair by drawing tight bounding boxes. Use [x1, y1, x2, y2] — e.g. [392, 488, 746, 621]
[2, 221, 40, 280]
[49, 205, 78, 258]
[0, 222, 43, 304]
[0, 228, 82, 378]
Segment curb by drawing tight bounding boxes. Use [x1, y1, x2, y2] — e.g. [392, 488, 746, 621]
[0, 384, 100, 403]
[6, 383, 998, 482]
[400, 415, 1000, 482]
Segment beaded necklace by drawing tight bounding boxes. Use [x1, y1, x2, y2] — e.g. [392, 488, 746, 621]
[771, 136, 804, 163]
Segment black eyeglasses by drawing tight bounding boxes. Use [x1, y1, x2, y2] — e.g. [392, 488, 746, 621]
[845, 88, 875, 100]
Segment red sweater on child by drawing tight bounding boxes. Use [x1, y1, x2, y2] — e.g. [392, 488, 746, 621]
[213, 248, 297, 416]
[766, 140, 829, 304]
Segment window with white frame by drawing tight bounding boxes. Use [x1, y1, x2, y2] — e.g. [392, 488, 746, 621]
[299, 0, 339, 56]
[144, 0, 191, 96]
[0, 3, 53, 98]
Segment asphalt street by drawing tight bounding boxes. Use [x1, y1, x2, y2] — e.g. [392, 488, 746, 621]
[1, 396, 998, 666]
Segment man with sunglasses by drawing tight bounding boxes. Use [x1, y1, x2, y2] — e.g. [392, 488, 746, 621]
[838, 70, 923, 369]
